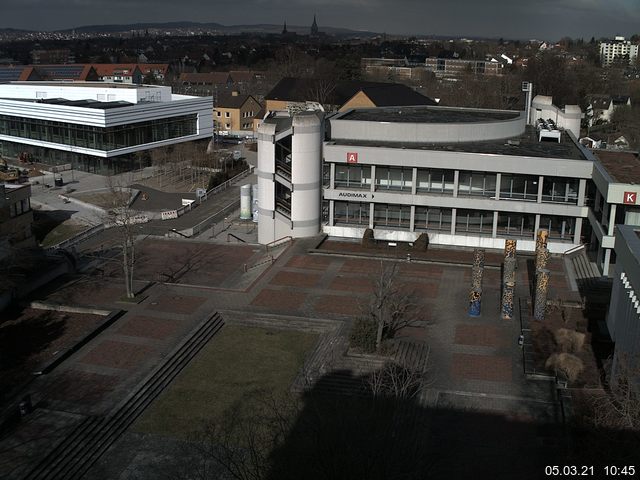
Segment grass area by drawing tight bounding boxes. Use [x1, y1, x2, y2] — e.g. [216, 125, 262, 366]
[72, 191, 128, 208]
[133, 325, 318, 437]
[40, 222, 88, 248]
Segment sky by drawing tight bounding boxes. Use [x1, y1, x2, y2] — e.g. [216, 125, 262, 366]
[1, 0, 639, 40]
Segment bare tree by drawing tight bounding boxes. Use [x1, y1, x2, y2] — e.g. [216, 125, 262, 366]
[367, 360, 424, 400]
[367, 263, 419, 351]
[590, 354, 640, 431]
[105, 174, 139, 299]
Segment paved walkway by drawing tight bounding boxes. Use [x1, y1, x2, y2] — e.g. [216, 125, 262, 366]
[1, 235, 577, 479]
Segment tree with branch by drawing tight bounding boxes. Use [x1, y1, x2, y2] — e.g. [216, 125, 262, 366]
[104, 174, 139, 299]
[350, 262, 420, 353]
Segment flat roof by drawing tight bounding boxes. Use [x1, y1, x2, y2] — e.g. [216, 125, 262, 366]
[329, 125, 587, 160]
[595, 150, 640, 184]
[7, 81, 148, 89]
[338, 106, 520, 124]
[1, 97, 134, 109]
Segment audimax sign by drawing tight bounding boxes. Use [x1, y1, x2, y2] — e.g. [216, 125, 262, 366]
[337, 192, 371, 199]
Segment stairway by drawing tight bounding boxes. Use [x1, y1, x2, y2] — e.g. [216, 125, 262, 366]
[23, 313, 225, 480]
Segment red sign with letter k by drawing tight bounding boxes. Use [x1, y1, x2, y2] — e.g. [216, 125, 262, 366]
[624, 191, 637, 205]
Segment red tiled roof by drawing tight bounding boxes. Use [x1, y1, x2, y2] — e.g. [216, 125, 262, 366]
[92, 64, 141, 77]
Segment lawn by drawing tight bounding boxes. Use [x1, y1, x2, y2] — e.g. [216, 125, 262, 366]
[40, 222, 88, 248]
[133, 325, 318, 437]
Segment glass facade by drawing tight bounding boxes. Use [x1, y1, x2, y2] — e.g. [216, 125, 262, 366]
[455, 209, 494, 234]
[540, 215, 575, 240]
[328, 164, 585, 244]
[457, 171, 497, 197]
[0, 114, 197, 151]
[416, 168, 454, 194]
[414, 207, 453, 231]
[500, 174, 539, 201]
[541, 176, 579, 204]
[335, 164, 371, 189]
[374, 203, 411, 228]
[334, 201, 369, 225]
[497, 213, 536, 237]
[375, 167, 413, 191]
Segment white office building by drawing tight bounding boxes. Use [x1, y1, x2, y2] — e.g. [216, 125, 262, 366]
[257, 99, 640, 276]
[0, 82, 213, 174]
[600, 36, 639, 66]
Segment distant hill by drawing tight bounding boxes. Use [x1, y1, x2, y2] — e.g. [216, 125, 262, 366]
[53, 21, 378, 37]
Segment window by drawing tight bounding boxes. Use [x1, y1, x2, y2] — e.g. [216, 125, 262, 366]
[500, 174, 539, 201]
[216, 111, 221, 117]
[374, 204, 411, 228]
[457, 171, 497, 197]
[542, 177, 578, 204]
[334, 201, 369, 225]
[539, 215, 575, 240]
[335, 165, 372, 189]
[225, 112, 230, 118]
[375, 167, 412, 191]
[414, 207, 452, 231]
[225, 123, 230, 129]
[416, 168, 454, 194]
[497, 213, 535, 237]
[455, 209, 493, 234]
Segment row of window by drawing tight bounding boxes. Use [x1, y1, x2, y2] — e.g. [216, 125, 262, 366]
[332, 165, 579, 204]
[215, 110, 256, 118]
[332, 201, 575, 239]
[9, 198, 30, 218]
[0, 114, 197, 151]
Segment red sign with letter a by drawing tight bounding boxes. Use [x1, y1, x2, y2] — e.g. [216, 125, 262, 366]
[346, 152, 358, 164]
[624, 192, 637, 205]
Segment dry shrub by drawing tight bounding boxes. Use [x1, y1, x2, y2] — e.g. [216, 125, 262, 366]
[554, 328, 585, 353]
[545, 353, 584, 382]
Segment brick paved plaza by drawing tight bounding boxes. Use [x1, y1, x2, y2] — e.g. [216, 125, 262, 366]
[0, 235, 581, 479]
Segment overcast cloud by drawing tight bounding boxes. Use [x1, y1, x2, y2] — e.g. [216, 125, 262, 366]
[0, 0, 638, 40]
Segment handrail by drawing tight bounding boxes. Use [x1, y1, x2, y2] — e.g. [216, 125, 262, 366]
[226, 233, 246, 243]
[205, 165, 254, 197]
[562, 244, 585, 258]
[243, 255, 274, 272]
[45, 223, 105, 252]
[189, 200, 239, 237]
[265, 235, 293, 252]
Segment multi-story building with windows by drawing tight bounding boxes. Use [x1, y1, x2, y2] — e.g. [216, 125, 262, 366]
[214, 92, 261, 135]
[257, 100, 640, 277]
[0, 82, 213, 174]
[424, 57, 503, 79]
[0, 182, 34, 257]
[600, 36, 639, 66]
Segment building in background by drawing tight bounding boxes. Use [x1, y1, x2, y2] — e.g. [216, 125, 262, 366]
[606, 224, 640, 387]
[600, 36, 639, 66]
[92, 64, 143, 84]
[257, 111, 323, 244]
[0, 183, 34, 257]
[214, 92, 261, 136]
[257, 98, 640, 276]
[0, 82, 213, 174]
[265, 77, 436, 113]
[424, 57, 504, 79]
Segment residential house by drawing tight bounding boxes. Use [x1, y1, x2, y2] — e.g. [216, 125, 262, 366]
[586, 94, 633, 127]
[214, 92, 262, 135]
[0, 64, 99, 82]
[265, 77, 436, 113]
[586, 94, 614, 126]
[92, 64, 143, 84]
[139, 64, 171, 83]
